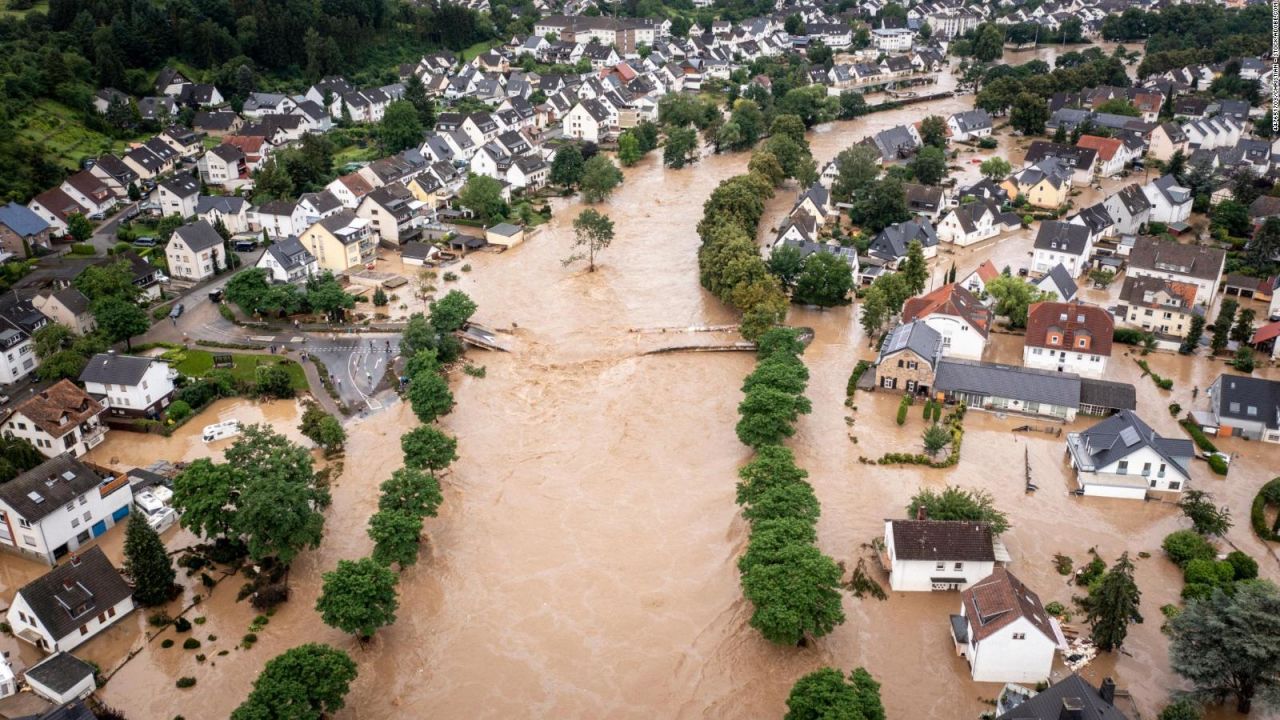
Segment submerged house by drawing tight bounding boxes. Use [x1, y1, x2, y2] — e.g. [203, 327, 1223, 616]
[882, 518, 1003, 592]
[1065, 410, 1194, 499]
[950, 567, 1064, 684]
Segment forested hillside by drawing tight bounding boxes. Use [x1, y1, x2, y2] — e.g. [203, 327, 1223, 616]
[0, 0, 516, 201]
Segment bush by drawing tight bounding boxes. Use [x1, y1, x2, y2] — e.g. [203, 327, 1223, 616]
[1113, 327, 1147, 345]
[152, 304, 174, 321]
[1181, 583, 1216, 602]
[1207, 454, 1228, 475]
[1179, 419, 1218, 453]
[175, 677, 196, 689]
[1075, 554, 1106, 587]
[1226, 550, 1259, 580]
[1168, 402, 1181, 417]
[896, 395, 909, 426]
[847, 360, 871, 396]
[148, 612, 172, 627]
[161, 638, 174, 648]
[182, 638, 200, 650]
[174, 617, 192, 633]
[1045, 601, 1066, 616]
[1250, 477, 1280, 542]
[1162, 530, 1216, 567]
[68, 243, 96, 256]
[1182, 558, 1233, 587]
[978, 136, 998, 149]
[242, 633, 258, 646]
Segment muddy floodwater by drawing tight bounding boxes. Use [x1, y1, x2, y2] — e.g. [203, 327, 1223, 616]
[84, 89, 1278, 720]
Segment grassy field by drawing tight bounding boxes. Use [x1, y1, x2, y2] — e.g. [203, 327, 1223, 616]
[461, 40, 500, 62]
[166, 349, 309, 391]
[0, 0, 48, 16]
[14, 100, 143, 171]
[333, 143, 382, 167]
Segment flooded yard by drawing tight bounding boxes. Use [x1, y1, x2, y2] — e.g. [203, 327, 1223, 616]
[71, 96, 1280, 720]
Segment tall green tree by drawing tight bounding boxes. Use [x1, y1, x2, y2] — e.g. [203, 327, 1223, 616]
[298, 401, 346, 454]
[428, 290, 477, 335]
[379, 466, 444, 517]
[918, 115, 947, 148]
[1084, 553, 1143, 651]
[792, 253, 853, 307]
[579, 155, 623, 203]
[1179, 489, 1233, 537]
[408, 369, 454, 424]
[550, 144, 585, 187]
[230, 644, 357, 720]
[664, 127, 698, 169]
[900, 240, 928, 295]
[849, 178, 911, 233]
[1010, 93, 1049, 135]
[316, 557, 399, 640]
[123, 515, 176, 606]
[1251, 217, 1280, 267]
[907, 486, 1009, 534]
[741, 542, 845, 645]
[458, 174, 507, 222]
[378, 100, 425, 154]
[368, 508, 425, 567]
[401, 73, 436, 127]
[400, 427, 458, 477]
[985, 275, 1052, 329]
[92, 296, 149, 350]
[565, 208, 615, 272]
[979, 156, 1012, 180]
[831, 145, 880, 203]
[617, 132, 642, 166]
[1169, 581, 1280, 714]
[910, 146, 947, 185]
[785, 667, 884, 720]
[1180, 314, 1206, 354]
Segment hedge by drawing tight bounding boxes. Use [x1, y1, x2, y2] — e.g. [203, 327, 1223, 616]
[847, 360, 871, 396]
[1250, 477, 1280, 542]
[896, 395, 909, 426]
[1179, 418, 1219, 454]
[1113, 327, 1147, 345]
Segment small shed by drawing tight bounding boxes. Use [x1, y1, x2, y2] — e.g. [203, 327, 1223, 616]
[400, 242, 439, 267]
[485, 223, 525, 248]
[24, 653, 95, 705]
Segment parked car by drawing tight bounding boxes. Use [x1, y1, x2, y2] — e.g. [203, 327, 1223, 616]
[88, 211, 106, 221]
[169, 303, 184, 319]
[208, 289, 224, 302]
[232, 240, 257, 252]
[133, 236, 158, 247]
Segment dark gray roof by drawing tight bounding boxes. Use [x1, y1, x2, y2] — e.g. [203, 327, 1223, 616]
[889, 519, 995, 561]
[878, 320, 942, 365]
[1075, 410, 1193, 475]
[79, 353, 155, 387]
[264, 236, 315, 272]
[869, 219, 937, 261]
[1213, 374, 1280, 430]
[1034, 221, 1091, 255]
[40, 287, 90, 316]
[171, 220, 224, 253]
[24, 652, 95, 695]
[1079, 379, 1136, 412]
[15, 701, 98, 720]
[935, 358, 1082, 409]
[1036, 263, 1078, 301]
[0, 456, 110, 523]
[1072, 203, 1113, 235]
[0, 202, 51, 237]
[16, 546, 133, 642]
[995, 674, 1129, 720]
[158, 173, 199, 197]
[195, 196, 247, 215]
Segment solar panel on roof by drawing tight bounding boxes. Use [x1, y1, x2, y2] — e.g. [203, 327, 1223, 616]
[27, 491, 44, 503]
[62, 471, 76, 481]
[1119, 426, 1140, 447]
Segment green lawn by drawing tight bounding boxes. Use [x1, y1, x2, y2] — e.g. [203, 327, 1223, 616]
[461, 40, 500, 62]
[166, 350, 308, 391]
[333, 143, 381, 167]
[15, 100, 144, 171]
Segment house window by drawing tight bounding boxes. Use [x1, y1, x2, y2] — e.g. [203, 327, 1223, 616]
[71, 518, 80, 528]
[83, 511, 91, 522]
[23, 536, 35, 547]
[1117, 460, 1129, 475]
[1169, 481, 1182, 490]
[954, 562, 963, 571]
[1158, 463, 1166, 478]
[1012, 633, 1026, 640]
[935, 562, 945, 571]
[79, 495, 87, 506]
[19, 518, 30, 529]
[108, 607, 116, 618]
[65, 502, 75, 512]
[1142, 462, 1152, 476]
[80, 625, 88, 636]
[98, 612, 106, 623]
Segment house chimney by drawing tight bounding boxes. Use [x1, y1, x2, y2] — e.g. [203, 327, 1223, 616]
[1060, 697, 1084, 720]
[1100, 678, 1116, 705]
[916, 505, 927, 521]
[69, 554, 81, 568]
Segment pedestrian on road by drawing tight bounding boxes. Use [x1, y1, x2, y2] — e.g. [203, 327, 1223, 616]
[366, 371, 372, 384]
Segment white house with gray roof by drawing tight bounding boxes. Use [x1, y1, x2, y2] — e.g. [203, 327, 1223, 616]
[1031, 221, 1092, 277]
[256, 235, 318, 283]
[946, 109, 993, 142]
[1066, 410, 1193, 498]
[165, 220, 224, 281]
[6, 546, 135, 650]
[1200, 374, 1280, 444]
[0, 457, 132, 565]
[1142, 174, 1193, 224]
[79, 352, 174, 419]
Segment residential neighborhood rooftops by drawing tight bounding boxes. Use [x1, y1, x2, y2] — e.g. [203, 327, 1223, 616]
[0, 202, 51, 237]
[1078, 378, 1137, 412]
[994, 674, 1128, 720]
[1211, 374, 1280, 430]
[888, 519, 995, 561]
[877, 320, 942, 364]
[1069, 409, 1194, 477]
[171, 220, 224, 253]
[1034, 221, 1091, 255]
[1128, 237, 1226, 282]
[13, 547, 132, 644]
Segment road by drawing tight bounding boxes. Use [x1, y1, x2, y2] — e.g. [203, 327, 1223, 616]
[139, 272, 402, 414]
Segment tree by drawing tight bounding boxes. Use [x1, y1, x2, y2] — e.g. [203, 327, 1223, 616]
[922, 423, 951, 457]
[979, 156, 1011, 180]
[400, 426, 458, 477]
[298, 401, 345, 454]
[1211, 200, 1250, 237]
[762, 133, 816, 184]
[910, 146, 947, 186]
[792, 253, 853, 307]
[230, 644, 357, 720]
[173, 458, 238, 540]
[75, 260, 139, 302]
[1085, 553, 1143, 651]
[220, 426, 327, 565]
[316, 557, 399, 639]
[1096, 98, 1140, 116]
[236, 465, 325, 565]
[253, 158, 294, 202]
[378, 100, 424, 154]
[256, 364, 295, 399]
[368, 508, 425, 567]
[580, 155, 623, 203]
[1157, 700, 1202, 720]
[123, 515, 175, 606]
[1211, 298, 1236, 355]
[407, 368, 454, 424]
[849, 178, 911, 233]
[617, 131, 642, 166]
[565, 208, 615, 272]
[550, 144, 585, 187]
[741, 542, 845, 645]
[401, 73, 435, 127]
[1010, 93, 1049, 135]
[428, 290, 477, 335]
[1251, 217, 1280, 267]
[736, 385, 811, 449]
[749, 151, 786, 188]
[66, 213, 93, 242]
[972, 23, 1004, 62]
[832, 145, 880, 203]
[1180, 314, 1206, 354]
[305, 273, 354, 323]
[900, 240, 928, 295]
[767, 245, 806, 290]
[985, 275, 1051, 328]
[736, 445, 808, 508]
[1179, 489, 1232, 537]
[458, 174, 506, 222]
[1169, 581, 1280, 714]
[907, 486, 1009, 534]
[919, 115, 947, 149]
[379, 467, 444, 517]
[664, 127, 698, 169]
[785, 667, 883, 720]
[1231, 308, 1256, 344]
[92, 296, 149, 350]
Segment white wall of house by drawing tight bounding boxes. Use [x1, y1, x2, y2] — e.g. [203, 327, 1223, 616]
[1023, 345, 1108, 378]
[83, 363, 174, 417]
[6, 592, 134, 652]
[920, 315, 985, 361]
[962, 613, 1057, 683]
[887, 543, 994, 593]
[1, 411, 107, 459]
[0, 484, 132, 564]
[1031, 244, 1090, 277]
[1128, 268, 1218, 307]
[0, 338, 39, 385]
[165, 239, 217, 281]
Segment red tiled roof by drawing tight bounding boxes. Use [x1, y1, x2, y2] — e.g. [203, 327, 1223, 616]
[1025, 302, 1115, 356]
[961, 567, 1056, 643]
[1252, 320, 1280, 345]
[10, 379, 104, 436]
[974, 260, 999, 283]
[901, 283, 993, 337]
[1076, 135, 1123, 162]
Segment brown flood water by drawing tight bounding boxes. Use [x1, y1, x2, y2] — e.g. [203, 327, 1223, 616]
[86, 95, 1279, 720]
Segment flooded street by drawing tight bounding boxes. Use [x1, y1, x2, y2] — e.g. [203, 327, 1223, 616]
[83, 94, 1279, 720]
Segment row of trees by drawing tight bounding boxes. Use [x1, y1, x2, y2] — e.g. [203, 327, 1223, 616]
[735, 329, 845, 646]
[311, 293, 476, 643]
[224, 268, 356, 322]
